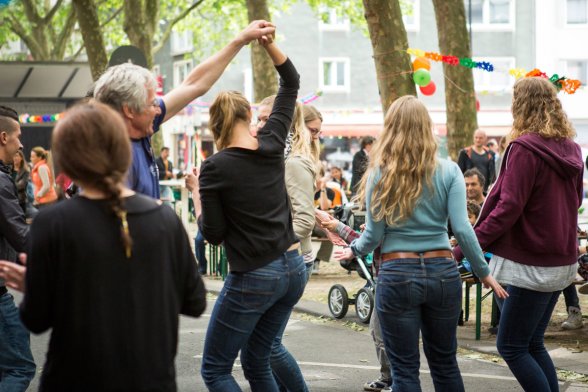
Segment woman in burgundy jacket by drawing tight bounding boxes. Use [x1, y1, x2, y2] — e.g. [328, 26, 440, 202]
[454, 77, 583, 392]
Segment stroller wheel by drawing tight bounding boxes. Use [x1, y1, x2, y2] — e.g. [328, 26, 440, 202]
[328, 284, 349, 319]
[355, 287, 374, 324]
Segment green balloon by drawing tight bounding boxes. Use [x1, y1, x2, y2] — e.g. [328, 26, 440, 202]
[413, 69, 431, 87]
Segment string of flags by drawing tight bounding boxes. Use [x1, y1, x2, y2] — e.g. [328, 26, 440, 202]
[407, 47, 582, 95]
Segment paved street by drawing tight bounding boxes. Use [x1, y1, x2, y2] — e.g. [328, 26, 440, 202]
[22, 295, 582, 392]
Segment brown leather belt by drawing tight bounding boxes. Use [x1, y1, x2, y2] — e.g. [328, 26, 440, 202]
[380, 250, 453, 263]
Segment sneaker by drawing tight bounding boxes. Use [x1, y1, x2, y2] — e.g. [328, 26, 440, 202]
[579, 283, 588, 295]
[363, 377, 391, 391]
[382, 387, 392, 392]
[312, 259, 320, 275]
[561, 306, 584, 330]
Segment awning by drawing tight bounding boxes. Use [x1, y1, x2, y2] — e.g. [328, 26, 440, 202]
[0, 62, 93, 99]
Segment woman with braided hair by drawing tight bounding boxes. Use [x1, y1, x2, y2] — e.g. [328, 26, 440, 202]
[12, 102, 206, 391]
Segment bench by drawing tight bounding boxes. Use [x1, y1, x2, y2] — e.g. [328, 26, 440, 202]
[463, 277, 587, 340]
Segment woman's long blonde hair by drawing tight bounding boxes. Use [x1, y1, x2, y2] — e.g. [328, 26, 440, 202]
[289, 102, 318, 165]
[510, 77, 575, 141]
[355, 96, 438, 226]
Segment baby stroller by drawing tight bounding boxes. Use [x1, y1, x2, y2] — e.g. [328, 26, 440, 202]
[326, 204, 376, 324]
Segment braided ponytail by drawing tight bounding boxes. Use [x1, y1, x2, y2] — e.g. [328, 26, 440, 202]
[100, 173, 133, 258]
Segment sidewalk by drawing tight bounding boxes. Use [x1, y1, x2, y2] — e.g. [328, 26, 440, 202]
[202, 272, 588, 381]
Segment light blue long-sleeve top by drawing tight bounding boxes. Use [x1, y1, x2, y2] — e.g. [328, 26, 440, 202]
[350, 158, 490, 279]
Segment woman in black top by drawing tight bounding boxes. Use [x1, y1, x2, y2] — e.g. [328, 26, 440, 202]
[18, 103, 206, 391]
[188, 40, 306, 391]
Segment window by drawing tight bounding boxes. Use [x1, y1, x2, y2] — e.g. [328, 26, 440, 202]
[473, 57, 515, 91]
[465, 0, 514, 30]
[565, 60, 588, 84]
[171, 30, 193, 54]
[319, 58, 350, 92]
[318, 8, 350, 31]
[401, 0, 420, 31]
[567, 0, 588, 24]
[173, 60, 193, 88]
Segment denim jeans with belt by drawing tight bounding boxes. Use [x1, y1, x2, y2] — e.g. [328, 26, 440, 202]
[201, 249, 306, 391]
[270, 261, 313, 392]
[376, 257, 464, 392]
[495, 286, 561, 392]
[0, 292, 36, 392]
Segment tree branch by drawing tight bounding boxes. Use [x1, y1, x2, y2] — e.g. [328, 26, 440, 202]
[7, 14, 46, 59]
[99, 6, 123, 28]
[65, 44, 86, 61]
[53, 4, 77, 59]
[43, 0, 65, 24]
[152, 0, 205, 55]
[20, 0, 42, 26]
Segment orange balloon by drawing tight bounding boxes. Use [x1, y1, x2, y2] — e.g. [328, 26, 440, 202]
[413, 57, 431, 71]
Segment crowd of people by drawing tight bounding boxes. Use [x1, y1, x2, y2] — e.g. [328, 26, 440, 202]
[0, 20, 586, 392]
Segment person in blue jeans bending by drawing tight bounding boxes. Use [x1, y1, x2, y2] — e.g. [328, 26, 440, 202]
[454, 77, 583, 392]
[187, 35, 307, 392]
[336, 96, 506, 392]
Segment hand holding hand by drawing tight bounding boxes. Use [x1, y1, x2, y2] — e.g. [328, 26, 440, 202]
[320, 215, 339, 232]
[238, 20, 276, 46]
[480, 274, 509, 299]
[334, 247, 354, 261]
[185, 167, 200, 193]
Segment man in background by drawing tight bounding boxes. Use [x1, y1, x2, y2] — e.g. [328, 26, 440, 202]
[351, 136, 375, 196]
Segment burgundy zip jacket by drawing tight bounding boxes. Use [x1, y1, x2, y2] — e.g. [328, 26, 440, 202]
[454, 133, 583, 267]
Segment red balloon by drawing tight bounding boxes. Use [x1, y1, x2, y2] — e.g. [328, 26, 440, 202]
[476, 99, 481, 112]
[419, 81, 436, 96]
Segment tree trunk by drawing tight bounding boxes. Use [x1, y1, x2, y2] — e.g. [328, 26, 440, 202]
[246, 0, 278, 103]
[123, 0, 157, 69]
[72, 0, 108, 81]
[362, 0, 416, 113]
[432, 0, 478, 160]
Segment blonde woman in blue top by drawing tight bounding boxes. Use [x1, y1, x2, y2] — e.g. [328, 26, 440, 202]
[336, 96, 506, 392]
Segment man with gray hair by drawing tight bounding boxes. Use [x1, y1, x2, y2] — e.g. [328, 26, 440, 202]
[94, 20, 275, 198]
[0, 105, 36, 391]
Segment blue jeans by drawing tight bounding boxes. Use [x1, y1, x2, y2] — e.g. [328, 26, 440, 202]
[496, 286, 560, 392]
[376, 257, 464, 392]
[562, 283, 579, 309]
[0, 292, 36, 392]
[201, 250, 306, 391]
[270, 262, 313, 392]
[195, 230, 207, 275]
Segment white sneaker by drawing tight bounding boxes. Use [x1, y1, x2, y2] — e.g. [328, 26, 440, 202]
[561, 306, 583, 330]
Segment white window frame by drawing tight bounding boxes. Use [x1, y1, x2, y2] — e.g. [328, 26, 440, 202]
[318, 8, 350, 31]
[467, 0, 515, 31]
[402, 0, 420, 32]
[472, 56, 515, 91]
[319, 57, 350, 93]
[565, 0, 588, 26]
[173, 60, 193, 89]
[563, 59, 588, 84]
[171, 30, 194, 55]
